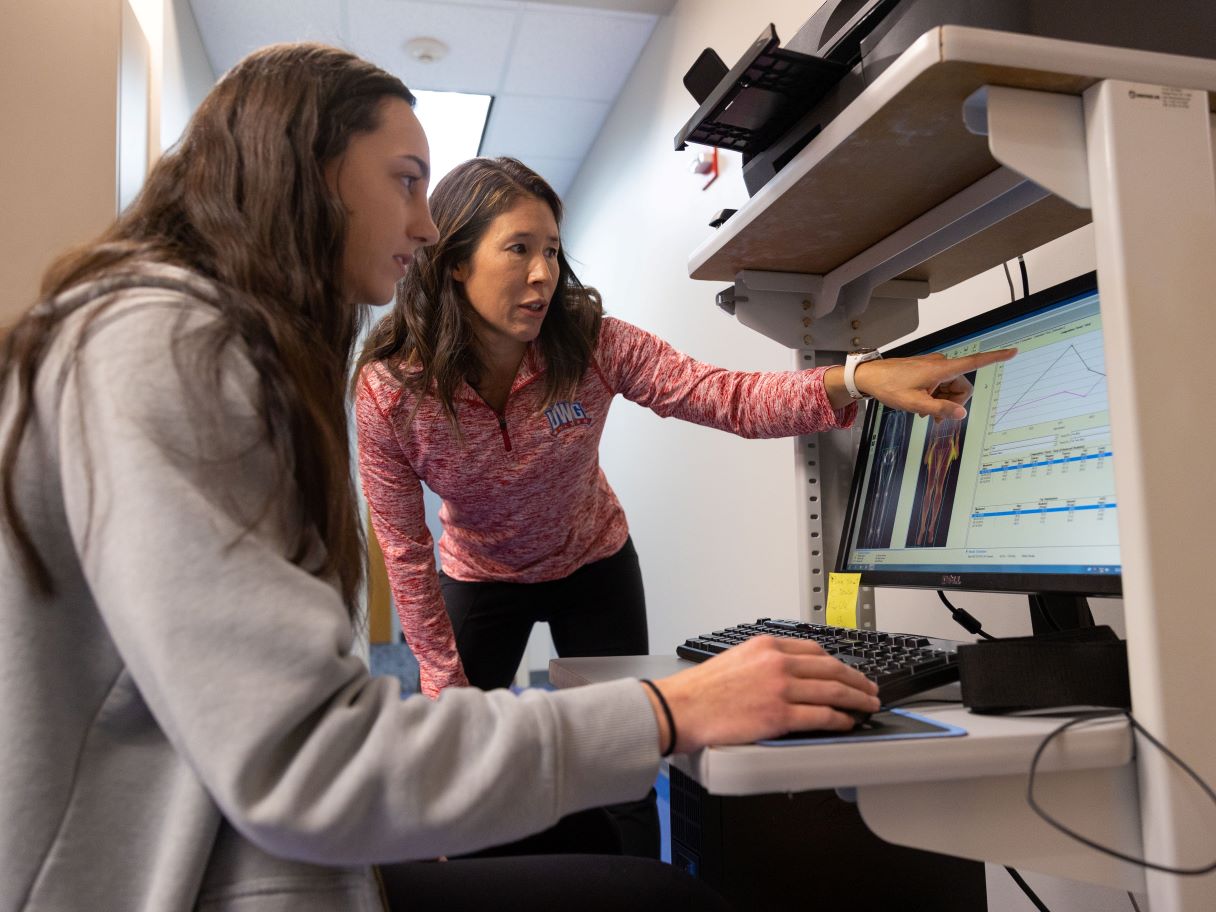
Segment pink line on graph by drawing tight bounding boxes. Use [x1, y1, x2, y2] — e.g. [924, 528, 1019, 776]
[996, 379, 1104, 422]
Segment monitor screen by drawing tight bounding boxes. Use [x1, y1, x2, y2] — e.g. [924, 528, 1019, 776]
[837, 271, 1120, 596]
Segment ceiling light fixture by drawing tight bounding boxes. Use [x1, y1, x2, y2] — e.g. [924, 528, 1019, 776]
[403, 36, 449, 64]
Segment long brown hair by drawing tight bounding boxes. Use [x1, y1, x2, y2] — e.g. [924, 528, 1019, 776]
[0, 43, 414, 613]
[357, 157, 602, 433]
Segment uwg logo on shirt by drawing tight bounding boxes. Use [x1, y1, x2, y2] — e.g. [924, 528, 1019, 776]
[544, 401, 591, 434]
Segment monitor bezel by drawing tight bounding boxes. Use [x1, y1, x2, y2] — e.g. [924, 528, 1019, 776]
[835, 270, 1122, 597]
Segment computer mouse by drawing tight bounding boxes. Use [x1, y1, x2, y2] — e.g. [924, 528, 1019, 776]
[764, 708, 874, 742]
[845, 708, 873, 729]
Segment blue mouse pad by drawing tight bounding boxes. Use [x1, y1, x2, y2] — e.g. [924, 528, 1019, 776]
[756, 708, 966, 746]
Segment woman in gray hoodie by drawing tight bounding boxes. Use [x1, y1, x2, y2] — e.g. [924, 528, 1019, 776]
[0, 42, 878, 911]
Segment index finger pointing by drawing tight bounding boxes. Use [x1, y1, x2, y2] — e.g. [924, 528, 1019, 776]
[940, 347, 1017, 376]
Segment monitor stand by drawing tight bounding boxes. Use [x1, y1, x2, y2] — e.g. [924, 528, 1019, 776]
[1029, 593, 1094, 635]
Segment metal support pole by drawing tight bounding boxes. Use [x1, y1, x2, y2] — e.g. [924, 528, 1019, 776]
[793, 350, 875, 629]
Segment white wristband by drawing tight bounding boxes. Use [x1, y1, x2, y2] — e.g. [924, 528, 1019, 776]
[843, 349, 881, 400]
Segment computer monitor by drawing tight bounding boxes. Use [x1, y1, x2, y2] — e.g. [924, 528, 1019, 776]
[836, 271, 1119, 631]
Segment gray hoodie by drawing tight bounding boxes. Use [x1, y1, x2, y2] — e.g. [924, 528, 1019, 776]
[0, 266, 660, 911]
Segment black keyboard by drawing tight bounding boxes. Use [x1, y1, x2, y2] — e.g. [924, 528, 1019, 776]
[676, 618, 967, 707]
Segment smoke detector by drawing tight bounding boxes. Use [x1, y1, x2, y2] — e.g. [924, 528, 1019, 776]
[404, 37, 449, 64]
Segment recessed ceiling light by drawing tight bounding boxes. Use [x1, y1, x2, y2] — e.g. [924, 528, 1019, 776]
[403, 37, 449, 64]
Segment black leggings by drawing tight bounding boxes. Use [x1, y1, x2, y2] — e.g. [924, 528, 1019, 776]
[439, 536, 649, 689]
[439, 537, 657, 858]
[378, 854, 732, 911]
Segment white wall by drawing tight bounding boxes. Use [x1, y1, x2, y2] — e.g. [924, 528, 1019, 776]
[161, 0, 216, 151]
[563, 0, 829, 659]
[129, 0, 217, 157]
[562, 2, 1134, 909]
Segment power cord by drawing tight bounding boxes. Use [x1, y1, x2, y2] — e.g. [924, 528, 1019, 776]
[1005, 866, 1143, 912]
[940, 588, 1208, 905]
[1005, 866, 1051, 911]
[1002, 255, 1031, 300]
[1027, 711, 1216, 875]
[937, 590, 998, 640]
[1002, 261, 1017, 303]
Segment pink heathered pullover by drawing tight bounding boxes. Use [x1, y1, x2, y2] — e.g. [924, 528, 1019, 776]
[356, 317, 856, 697]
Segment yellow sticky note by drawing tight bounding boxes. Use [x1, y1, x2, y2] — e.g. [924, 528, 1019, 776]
[827, 573, 862, 628]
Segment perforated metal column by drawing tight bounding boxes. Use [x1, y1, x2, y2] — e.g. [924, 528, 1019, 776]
[794, 349, 875, 629]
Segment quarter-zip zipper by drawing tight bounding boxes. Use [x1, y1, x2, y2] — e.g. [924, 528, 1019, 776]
[467, 397, 514, 452]
[496, 413, 512, 452]
[467, 374, 539, 453]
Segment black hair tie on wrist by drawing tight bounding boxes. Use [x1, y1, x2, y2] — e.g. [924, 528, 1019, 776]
[639, 678, 677, 757]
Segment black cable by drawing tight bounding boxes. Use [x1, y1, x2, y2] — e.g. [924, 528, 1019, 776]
[1017, 254, 1030, 297]
[1128, 892, 1142, 912]
[937, 590, 997, 640]
[1027, 711, 1216, 875]
[1005, 867, 1052, 912]
[1002, 261, 1017, 303]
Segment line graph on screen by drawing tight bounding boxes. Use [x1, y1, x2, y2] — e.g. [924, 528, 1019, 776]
[990, 332, 1107, 433]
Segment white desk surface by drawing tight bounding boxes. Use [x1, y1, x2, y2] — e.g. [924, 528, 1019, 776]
[549, 655, 1133, 797]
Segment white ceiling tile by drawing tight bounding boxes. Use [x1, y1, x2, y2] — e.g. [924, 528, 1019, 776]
[188, 0, 349, 75]
[188, 0, 650, 210]
[346, 0, 522, 95]
[502, 6, 656, 100]
[479, 95, 610, 160]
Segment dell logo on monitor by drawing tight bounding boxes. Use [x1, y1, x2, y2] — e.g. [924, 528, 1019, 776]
[941, 575, 963, 586]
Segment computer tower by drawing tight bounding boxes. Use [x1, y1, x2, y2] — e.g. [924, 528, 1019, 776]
[669, 766, 987, 910]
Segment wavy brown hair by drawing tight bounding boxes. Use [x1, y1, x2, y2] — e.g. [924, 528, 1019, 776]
[0, 43, 414, 614]
[356, 157, 602, 434]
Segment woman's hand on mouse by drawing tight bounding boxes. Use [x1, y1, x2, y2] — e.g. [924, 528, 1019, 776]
[642, 636, 879, 754]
